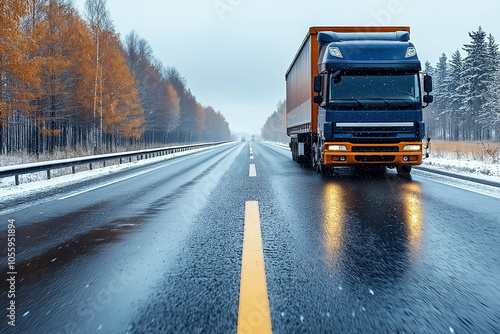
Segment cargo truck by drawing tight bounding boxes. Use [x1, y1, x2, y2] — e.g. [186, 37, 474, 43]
[286, 27, 433, 177]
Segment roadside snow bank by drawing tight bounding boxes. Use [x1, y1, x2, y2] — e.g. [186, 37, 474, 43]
[421, 156, 500, 185]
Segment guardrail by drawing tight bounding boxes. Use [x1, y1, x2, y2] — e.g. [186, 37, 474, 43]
[0, 141, 230, 186]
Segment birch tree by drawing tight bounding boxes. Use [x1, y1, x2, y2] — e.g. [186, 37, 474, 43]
[84, 0, 113, 152]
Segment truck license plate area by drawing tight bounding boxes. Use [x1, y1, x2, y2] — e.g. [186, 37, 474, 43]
[352, 146, 399, 152]
[355, 155, 395, 162]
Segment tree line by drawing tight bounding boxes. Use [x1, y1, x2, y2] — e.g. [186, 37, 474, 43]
[261, 100, 288, 142]
[0, 0, 231, 156]
[425, 26, 500, 141]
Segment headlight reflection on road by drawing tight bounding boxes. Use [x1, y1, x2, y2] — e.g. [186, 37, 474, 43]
[322, 183, 345, 267]
[402, 182, 424, 258]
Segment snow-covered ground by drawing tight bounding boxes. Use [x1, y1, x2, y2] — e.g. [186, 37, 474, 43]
[0, 143, 232, 202]
[421, 156, 500, 183]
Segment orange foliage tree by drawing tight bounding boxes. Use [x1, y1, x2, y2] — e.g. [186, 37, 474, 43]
[99, 30, 144, 143]
[0, 0, 41, 152]
[24, 0, 96, 153]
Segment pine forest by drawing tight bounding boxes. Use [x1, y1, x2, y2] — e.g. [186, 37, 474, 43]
[416, 27, 499, 141]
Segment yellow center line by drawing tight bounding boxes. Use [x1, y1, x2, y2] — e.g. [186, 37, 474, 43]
[249, 164, 257, 177]
[238, 201, 272, 334]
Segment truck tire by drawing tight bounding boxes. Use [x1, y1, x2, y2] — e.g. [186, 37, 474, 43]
[397, 165, 412, 178]
[312, 143, 321, 172]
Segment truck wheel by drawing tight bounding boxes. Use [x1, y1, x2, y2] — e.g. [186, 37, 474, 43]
[397, 165, 412, 178]
[321, 165, 334, 175]
[312, 143, 324, 173]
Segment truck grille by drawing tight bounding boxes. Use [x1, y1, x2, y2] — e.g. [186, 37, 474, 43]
[352, 146, 399, 152]
[334, 124, 416, 141]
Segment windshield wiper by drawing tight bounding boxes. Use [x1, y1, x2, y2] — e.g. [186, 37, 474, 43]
[331, 99, 364, 107]
[382, 99, 413, 107]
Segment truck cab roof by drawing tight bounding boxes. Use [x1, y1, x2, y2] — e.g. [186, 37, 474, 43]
[317, 31, 421, 72]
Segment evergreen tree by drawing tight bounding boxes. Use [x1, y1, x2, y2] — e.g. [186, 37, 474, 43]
[434, 53, 448, 138]
[485, 34, 500, 139]
[424, 61, 434, 76]
[446, 50, 464, 140]
[423, 61, 438, 138]
[461, 26, 489, 140]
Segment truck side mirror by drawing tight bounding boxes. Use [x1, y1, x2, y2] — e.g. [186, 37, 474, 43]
[424, 75, 433, 93]
[313, 95, 323, 104]
[423, 95, 434, 104]
[313, 75, 322, 93]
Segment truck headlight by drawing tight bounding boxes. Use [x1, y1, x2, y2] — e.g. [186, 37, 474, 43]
[405, 47, 417, 58]
[329, 47, 343, 58]
[403, 144, 421, 151]
[328, 145, 347, 151]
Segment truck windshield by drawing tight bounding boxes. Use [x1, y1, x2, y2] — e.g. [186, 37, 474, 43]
[329, 73, 420, 109]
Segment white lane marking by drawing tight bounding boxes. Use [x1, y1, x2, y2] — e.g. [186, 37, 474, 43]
[413, 170, 500, 199]
[250, 156, 254, 160]
[58, 158, 190, 200]
[249, 164, 257, 177]
[58, 147, 224, 200]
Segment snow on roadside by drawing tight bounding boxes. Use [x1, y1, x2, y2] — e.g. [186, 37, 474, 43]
[421, 156, 500, 184]
[0, 144, 230, 202]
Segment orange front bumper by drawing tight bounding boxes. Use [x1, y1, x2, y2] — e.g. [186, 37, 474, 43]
[322, 142, 422, 166]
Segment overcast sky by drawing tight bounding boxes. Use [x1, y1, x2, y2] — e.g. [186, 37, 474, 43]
[73, 0, 500, 135]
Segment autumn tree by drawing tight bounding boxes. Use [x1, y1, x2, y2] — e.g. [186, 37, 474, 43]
[99, 30, 144, 146]
[164, 82, 181, 136]
[19, 0, 96, 153]
[125, 32, 179, 145]
[166, 67, 201, 142]
[0, 0, 40, 152]
[85, 0, 144, 151]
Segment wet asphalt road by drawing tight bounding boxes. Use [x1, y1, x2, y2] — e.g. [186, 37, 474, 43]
[1, 142, 499, 333]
